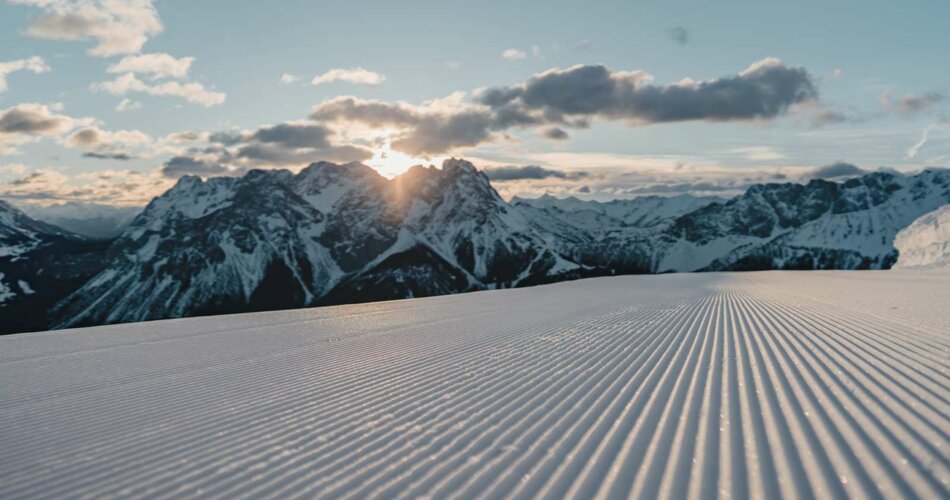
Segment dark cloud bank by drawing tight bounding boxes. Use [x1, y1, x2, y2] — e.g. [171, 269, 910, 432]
[312, 58, 820, 156]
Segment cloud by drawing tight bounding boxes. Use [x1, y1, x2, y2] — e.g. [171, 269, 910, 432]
[311, 67, 385, 86]
[115, 97, 141, 111]
[896, 93, 943, 117]
[0, 103, 75, 135]
[621, 181, 747, 195]
[12, 0, 163, 57]
[881, 91, 944, 117]
[501, 49, 527, 60]
[234, 122, 371, 166]
[66, 126, 152, 158]
[0, 103, 103, 154]
[541, 127, 569, 140]
[727, 146, 785, 161]
[810, 161, 866, 179]
[0, 56, 50, 92]
[311, 59, 825, 156]
[161, 121, 374, 178]
[574, 40, 591, 50]
[247, 123, 332, 149]
[161, 155, 232, 177]
[668, 27, 689, 45]
[0, 166, 171, 205]
[93, 72, 226, 106]
[486, 158, 795, 200]
[311, 95, 508, 156]
[279, 73, 299, 85]
[482, 165, 589, 181]
[107, 53, 194, 79]
[444, 61, 462, 70]
[805, 107, 847, 126]
[83, 151, 132, 160]
[906, 123, 937, 159]
[480, 58, 818, 125]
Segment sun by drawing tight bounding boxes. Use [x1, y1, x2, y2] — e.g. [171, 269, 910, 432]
[367, 144, 440, 178]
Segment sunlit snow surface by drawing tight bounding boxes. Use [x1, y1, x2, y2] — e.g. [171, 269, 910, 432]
[1, 271, 948, 499]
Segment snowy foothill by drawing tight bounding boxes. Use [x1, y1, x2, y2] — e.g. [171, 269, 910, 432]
[0, 271, 947, 499]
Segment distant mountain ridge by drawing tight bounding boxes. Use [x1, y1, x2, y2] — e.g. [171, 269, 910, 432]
[0, 200, 110, 333]
[1, 160, 949, 333]
[19, 202, 141, 239]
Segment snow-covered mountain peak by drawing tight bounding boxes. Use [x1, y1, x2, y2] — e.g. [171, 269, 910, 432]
[27, 162, 950, 331]
[294, 161, 388, 213]
[138, 174, 239, 226]
[297, 160, 381, 181]
[441, 158, 479, 177]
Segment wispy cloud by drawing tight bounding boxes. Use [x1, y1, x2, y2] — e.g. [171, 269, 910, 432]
[311, 67, 385, 86]
[483, 165, 589, 181]
[12, 0, 163, 57]
[907, 122, 937, 159]
[0, 56, 50, 92]
[93, 73, 226, 107]
[501, 48, 527, 60]
[0, 166, 171, 206]
[881, 90, 944, 117]
[115, 98, 141, 112]
[107, 53, 193, 80]
[727, 146, 785, 161]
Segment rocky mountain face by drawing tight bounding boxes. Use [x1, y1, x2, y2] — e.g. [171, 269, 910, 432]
[0, 200, 111, 334]
[518, 169, 950, 274]
[2, 160, 949, 334]
[52, 159, 579, 329]
[511, 193, 724, 273]
[662, 170, 950, 271]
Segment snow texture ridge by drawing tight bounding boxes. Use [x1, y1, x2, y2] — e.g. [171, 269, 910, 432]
[0, 271, 947, 499]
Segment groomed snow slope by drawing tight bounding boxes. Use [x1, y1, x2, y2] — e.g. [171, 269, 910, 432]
[1, 271, 948, 499]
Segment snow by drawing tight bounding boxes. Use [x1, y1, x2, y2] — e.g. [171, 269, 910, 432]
[16, 280, 34, 295]
[0, 273, 14, 304]
[0, 271, 946, 499]
[0, 242, 35, 258]
[894, 204, 950, 270]
[658, 234, 765, 272]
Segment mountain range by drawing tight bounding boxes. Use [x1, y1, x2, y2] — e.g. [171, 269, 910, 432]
[19, 202, 140, 239]
[1, 158, 948, 334]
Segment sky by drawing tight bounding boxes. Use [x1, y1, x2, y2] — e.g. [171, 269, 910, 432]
[0, 0, 947, 206]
